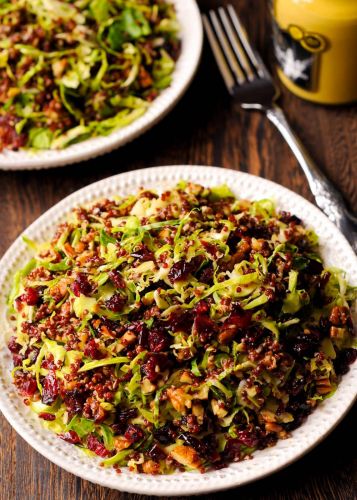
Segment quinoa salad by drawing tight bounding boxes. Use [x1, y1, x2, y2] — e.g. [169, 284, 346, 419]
[0, 0, 179, 151]
[7, 182, 356, 474]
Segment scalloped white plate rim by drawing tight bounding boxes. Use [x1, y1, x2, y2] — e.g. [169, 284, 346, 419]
[0, 0, 203, 170]
[0, 166, 356, 496]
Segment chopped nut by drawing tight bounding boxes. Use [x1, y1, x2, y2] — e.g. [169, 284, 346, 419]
[141, 377, 156, 394]
[211, 399, 228, 418]
[192, 403, 204, 424]
[194, 385, 209, 400]
[170, 445, 202, 469]
[180, 371, 194, 384]
[260, 409, 277, 423]
[142, 460, 160, 474]
[63, 242, 76, 257]
[265, 422, 283, 433]
[218, 324, 237, 345]
[316, 377, 332, 395]
[329, 306, 350, 326]
[49, 278, 70, 300]
[52, 59, 68, 78]
[166, 387, 191, 413]
[330, 326, 347, 339]
[120, 331, 137, 345]
[114, 436, 132, 451]
[74, 241, 85, 253]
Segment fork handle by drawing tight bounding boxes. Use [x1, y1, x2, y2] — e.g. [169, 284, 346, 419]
[265, 104, 357, 254]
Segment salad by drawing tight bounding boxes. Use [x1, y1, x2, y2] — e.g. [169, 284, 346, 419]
[7, 182, 356, 474]
[0, 0, 179, 151]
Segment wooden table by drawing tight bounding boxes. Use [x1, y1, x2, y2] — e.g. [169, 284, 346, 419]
[0, 1, 356, 499]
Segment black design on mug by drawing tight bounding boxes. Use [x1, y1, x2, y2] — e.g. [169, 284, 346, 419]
[272, 22, 326, 90]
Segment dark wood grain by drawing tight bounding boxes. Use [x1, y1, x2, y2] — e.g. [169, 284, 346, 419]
[0, 1, 356, 499]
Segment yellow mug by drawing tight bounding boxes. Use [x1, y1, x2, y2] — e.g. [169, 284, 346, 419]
[271, 0, 357, 104]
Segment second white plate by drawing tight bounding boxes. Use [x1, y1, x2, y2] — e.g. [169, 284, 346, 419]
[0, 166, 356, 495]
[0, 0, 203, 170]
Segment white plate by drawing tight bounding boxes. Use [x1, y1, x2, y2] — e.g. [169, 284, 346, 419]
[0, 1, 203, 171]
[0, 166, 356, 496]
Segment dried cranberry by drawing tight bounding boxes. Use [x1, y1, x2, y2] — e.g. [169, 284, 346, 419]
[39, 412, 56, 421]
[87, 434, 111, 457]
[225, 439, 241, 461]
[25, 346, 40, 363]
[71, 273, 92, 297]
[334, 348, 357, 375]
[304, 259, 324, 275]
[235, 429, 259, 447]
[194, 300, 210, 315]
[288, 376, 306, 397]
[8, 336, 22, 354]
[60, 430, 81, 444]
[227, 308, 252, 329]
[147, 443, 166, 461]
[248, 223, 271, 239]
[18, 378, 37, 397]
[244, 327, 265, 347]
[108, 270, 126, 289]
[142, 353, 168, 382]
[41, 372, 59, 405]
[20, 287, 40, 306]
[41, 354, 56, 370]
[131, 245, 154, 262]
[198, 266, 214, 284]
[111, 423, 125, 435]
[279, 211, 302, 225]
[148, 328, 170, 352]
[289, 333, 320, 359]
[194, 314, 216, 343]
[63, 390, 86, 415]
[12, 354, 23, 367]
[168, 309, 193, 333]
[153, 424, 177, 445]
[200, 435, 221, 462]
[112, 407, 138, 434]
[284, 401, 311, 431]
[168, 259, 195, 283]
[117, 407, 138, 420]
[124, 424, 144, 443]
[201, 241, 218, 257]
[127, 320, 148, 347]
[180, 433, 220, 462]
[105, 293, 126, 312]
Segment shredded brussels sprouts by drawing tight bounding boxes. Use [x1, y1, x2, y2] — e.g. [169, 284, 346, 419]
[7, 182, 356, 473]
[0, 0, 179, 151]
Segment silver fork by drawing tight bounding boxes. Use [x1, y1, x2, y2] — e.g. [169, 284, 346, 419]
[202, 4, 357, 253]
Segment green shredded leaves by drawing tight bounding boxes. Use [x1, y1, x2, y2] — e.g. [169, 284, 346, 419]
[107, 8, 151, 51]
[100, 229, 117, 246]
[7, 181, 357, 475]
[67, 416, 95, 438]
[101, 449, 132, 467]
[90, 0, 110, 23]
[208, 184, 234, 201]
[28, 128, 53, 149]
[78, 356, 130, 372]
[0, 0, 179, 151]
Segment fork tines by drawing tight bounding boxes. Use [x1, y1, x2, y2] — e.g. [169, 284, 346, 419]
[202, 4, 266, 95]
